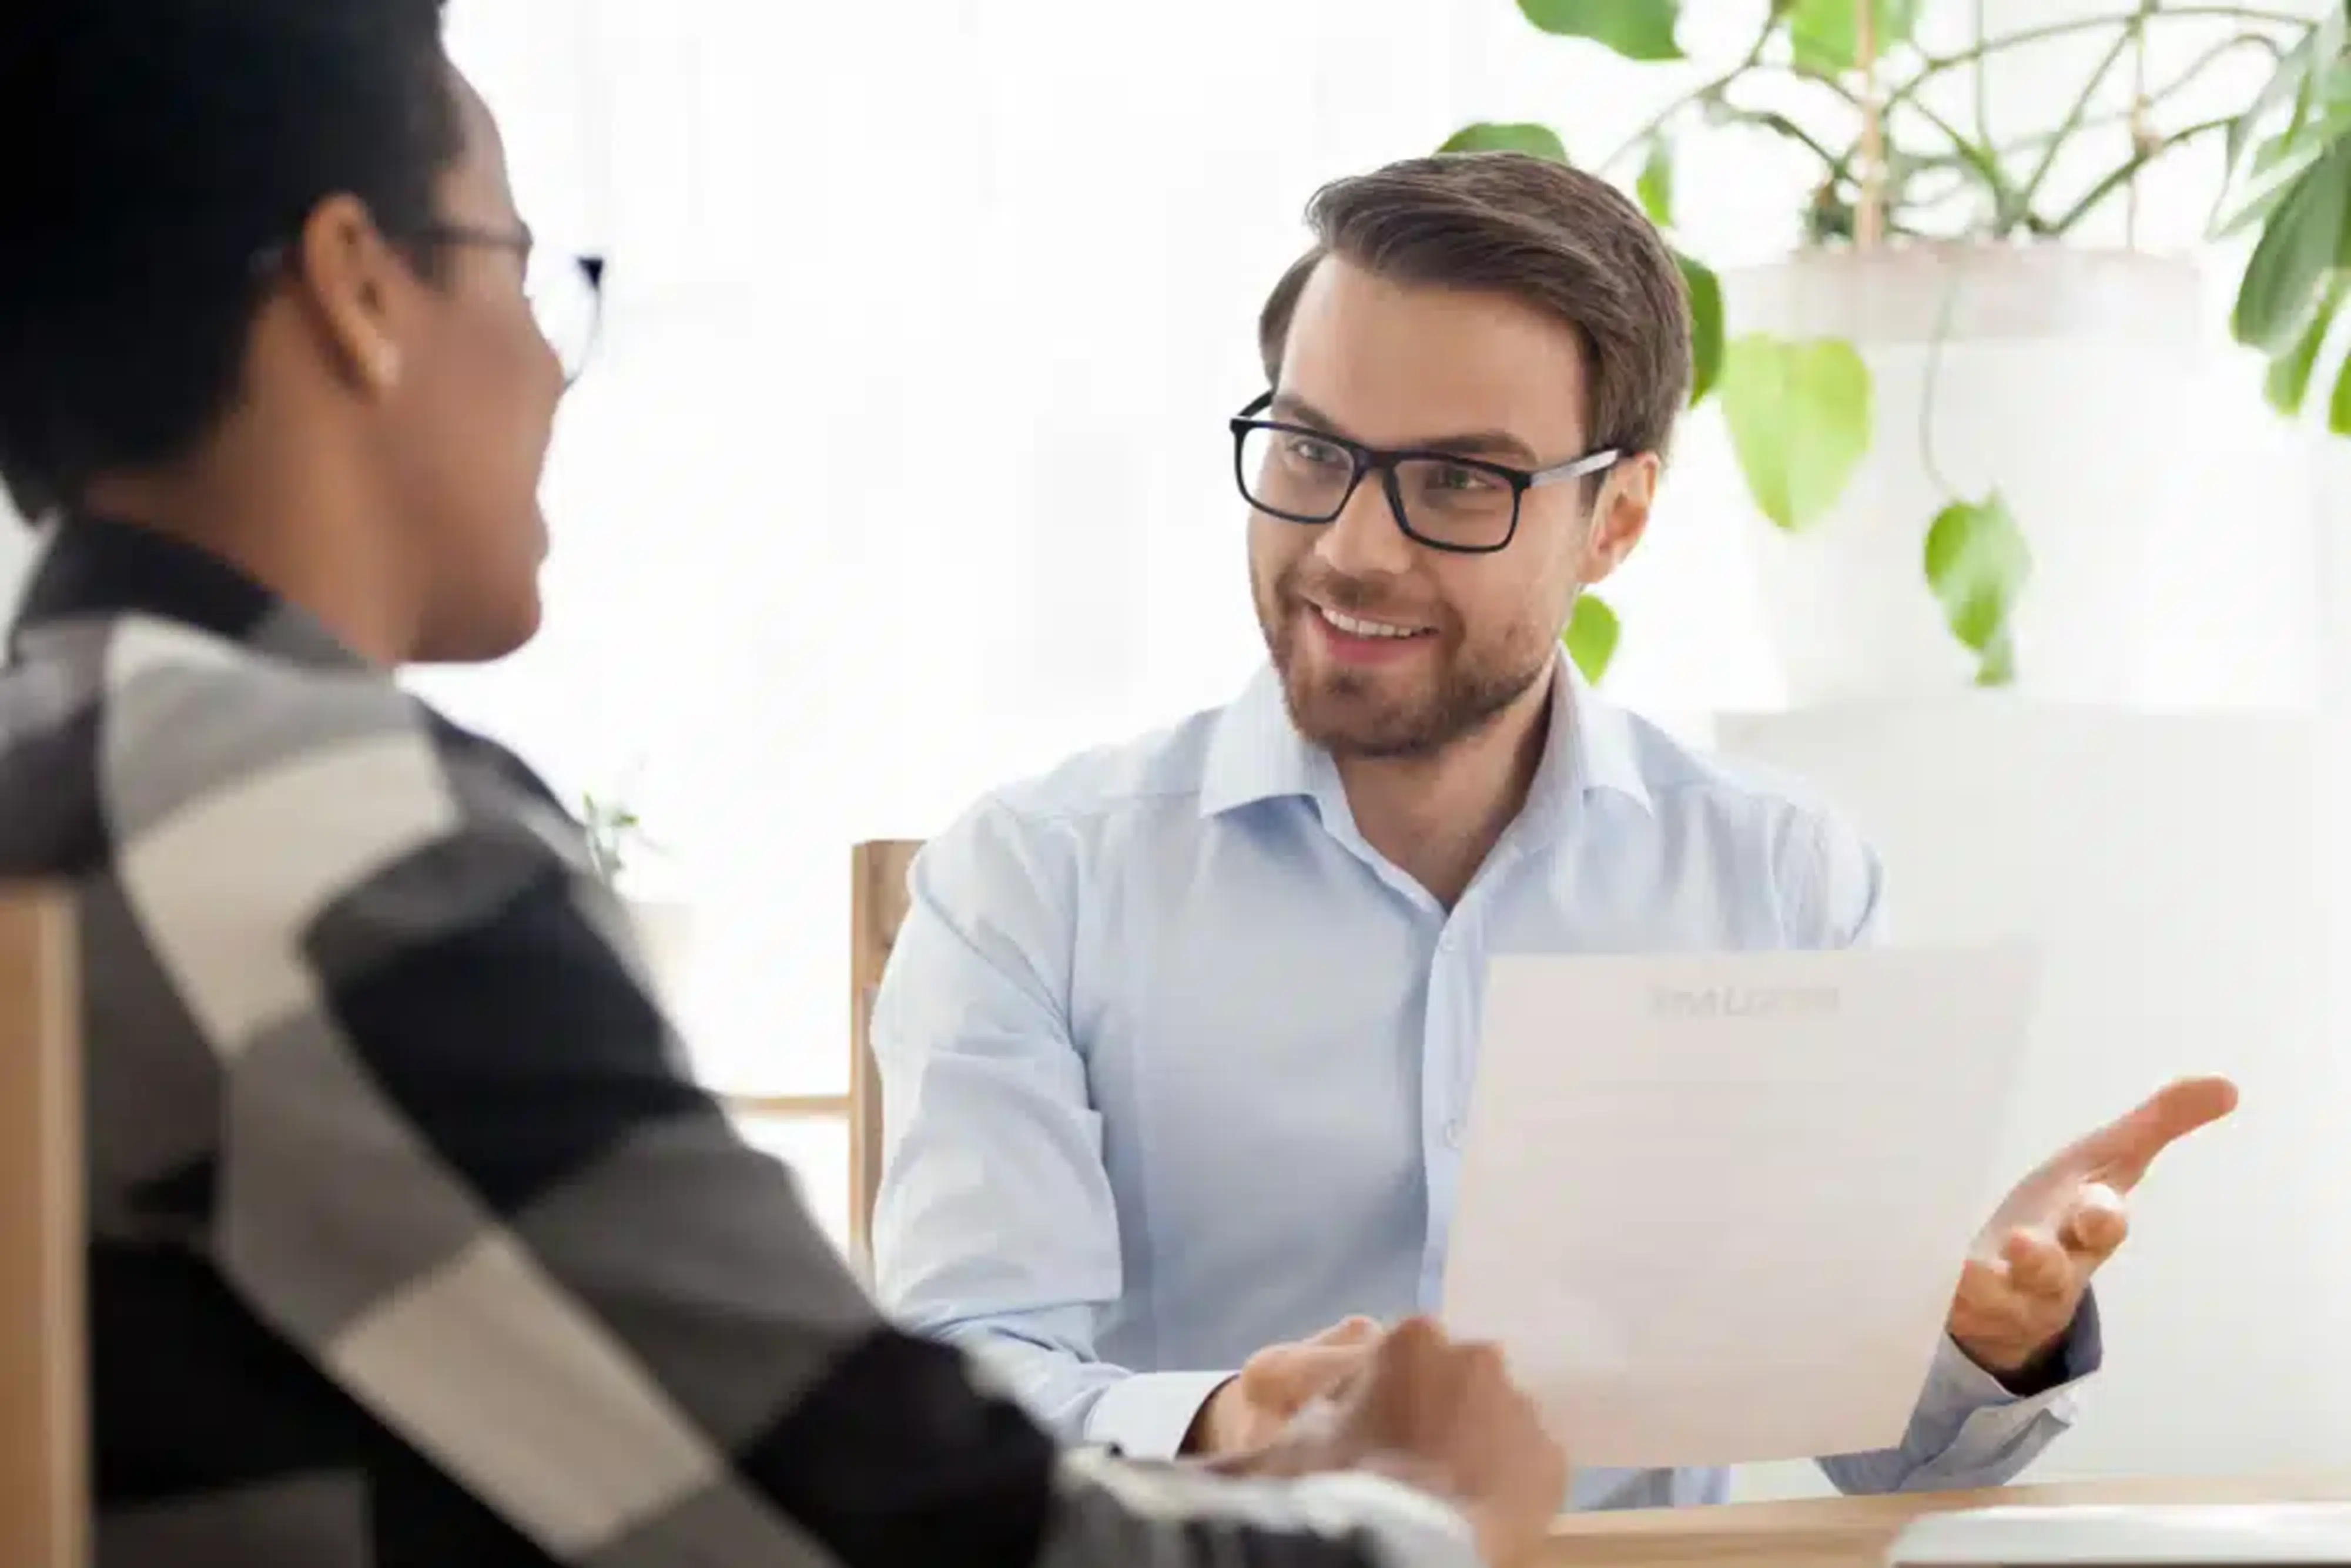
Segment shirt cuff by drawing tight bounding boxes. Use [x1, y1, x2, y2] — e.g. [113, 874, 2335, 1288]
[1933, 1287, 2103, 1411]
[1083, 1369, 1237, 1460]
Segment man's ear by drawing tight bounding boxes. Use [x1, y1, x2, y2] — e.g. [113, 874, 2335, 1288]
[291, 193, 414, 398]
[1578, 451, 1659, 587]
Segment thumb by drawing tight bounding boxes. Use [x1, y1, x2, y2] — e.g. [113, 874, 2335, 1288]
[2090, 1076, 2238, 1188]
[1310, 1315, 1382, 1348]
[1252, 1327, 1382, 1410]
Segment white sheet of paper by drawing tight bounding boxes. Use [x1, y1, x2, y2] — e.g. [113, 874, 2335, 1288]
[1441, 945, 2039, 1470]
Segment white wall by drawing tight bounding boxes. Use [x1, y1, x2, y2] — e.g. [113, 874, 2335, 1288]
[1719, 699, 2351, 1495]
[423, 0, 1769, 1101]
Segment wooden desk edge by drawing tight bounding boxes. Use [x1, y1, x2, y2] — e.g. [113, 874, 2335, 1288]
[1538, 1474, 2351, 1567]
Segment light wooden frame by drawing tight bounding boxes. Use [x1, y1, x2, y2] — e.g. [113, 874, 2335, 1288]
[724, 840, 919, 1262]
[0, 890, 86, 1567]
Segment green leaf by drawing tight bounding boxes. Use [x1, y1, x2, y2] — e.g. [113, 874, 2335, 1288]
[2215, 150, 2325, 240]
[2265, 274, 2346, 416]
[1783, 0, 1919, 76]
[2232, 140, 2351, 350]
[1923, 491, 2032, 685]
[1637, 137, 1674, 226]
[1717, 334, 1871, 531]
[2227, 28, 2318, 186]
[1517, 0, 1683, 62]
[2328, 339, 2351, 435]
[1562, 594, 1622, 684]
[1677, 252, 1723, 405]
[1439, 122, 1569, 162]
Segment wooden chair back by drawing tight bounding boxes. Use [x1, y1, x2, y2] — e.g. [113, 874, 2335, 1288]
[0, 890, 85, 1567]
[848, 840, 920, 1257]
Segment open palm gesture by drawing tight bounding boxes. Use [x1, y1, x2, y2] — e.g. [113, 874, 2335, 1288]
[1948, 1076, 2237, 1376]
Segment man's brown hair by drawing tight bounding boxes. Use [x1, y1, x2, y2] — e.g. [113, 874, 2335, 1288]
[1257, 152, 1692, 460]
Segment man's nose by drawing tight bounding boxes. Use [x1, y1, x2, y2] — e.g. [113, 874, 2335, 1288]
[1314, 470, 1416, 579]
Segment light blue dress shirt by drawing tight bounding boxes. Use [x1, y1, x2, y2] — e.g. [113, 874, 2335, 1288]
[872, 656, 2094, 1510]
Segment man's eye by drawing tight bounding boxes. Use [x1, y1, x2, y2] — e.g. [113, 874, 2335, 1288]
[1283, 435, 1349, 468]
[1426, 463, 1501, 492]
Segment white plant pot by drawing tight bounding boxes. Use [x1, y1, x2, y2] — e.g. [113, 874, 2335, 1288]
[625, 898, 696, 1016]
[1724, 246, 2220, 707]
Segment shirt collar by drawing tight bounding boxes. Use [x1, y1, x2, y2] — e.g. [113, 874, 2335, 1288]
[1198, 664, 1324, 816]
[8, 515, 369, 673]
[1198, 649, 1655, 824]
[1556, 656, 1654, 819]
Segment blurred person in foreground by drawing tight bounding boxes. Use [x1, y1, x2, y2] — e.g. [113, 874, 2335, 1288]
[0, 3, 1568, 1564]
[869, 150, 2240, 1501]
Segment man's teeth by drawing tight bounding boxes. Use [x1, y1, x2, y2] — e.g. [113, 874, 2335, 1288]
[1319, 607, 1426, 639]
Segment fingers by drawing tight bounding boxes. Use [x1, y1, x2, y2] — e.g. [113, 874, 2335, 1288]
[1352, 1318, 1566, 1568]
[2000, 1227, 2072, 1297]
[2058, 1181, 2129, 1260]
[1310, 1315, 1382, 1348]
[2089, 1075, 2239, 1188]
[1950, 1237, 2081, 1376]
[1953, 1227, 2081, 1316]
[1246, 1317, 1389, 1412]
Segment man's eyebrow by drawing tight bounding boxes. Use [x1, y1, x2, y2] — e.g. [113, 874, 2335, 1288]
[1268, 393, 1539, 464]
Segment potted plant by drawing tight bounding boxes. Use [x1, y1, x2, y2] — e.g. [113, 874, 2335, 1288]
[1449, 0, 2347, 703]
[581, 788, 696, 1011]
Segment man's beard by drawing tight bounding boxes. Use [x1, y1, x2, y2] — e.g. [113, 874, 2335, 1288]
[1260, 561, 1553, 760]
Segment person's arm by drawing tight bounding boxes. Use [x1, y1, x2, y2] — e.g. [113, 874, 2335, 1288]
[1816, 1301, 2098, 1494]
[141, 712, 1472, 1567]
[869, 803, 1233, 1458]
[1786, 808, 2098, 1495]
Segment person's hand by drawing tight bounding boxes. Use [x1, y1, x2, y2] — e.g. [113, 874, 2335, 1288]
[1949, 1075, 2237, 1376]
[1261, 1316, 1566, 1567]
[1184, 1316, 1382, 1456]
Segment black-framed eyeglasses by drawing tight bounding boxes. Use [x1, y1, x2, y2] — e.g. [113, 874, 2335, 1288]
[1229, 391, 1620, 555]
[250, 220, 607, 387]
[413, 222, 607, 388]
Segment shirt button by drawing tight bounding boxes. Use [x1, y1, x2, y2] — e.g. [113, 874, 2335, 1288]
[1442, 1117, 1465, 1148]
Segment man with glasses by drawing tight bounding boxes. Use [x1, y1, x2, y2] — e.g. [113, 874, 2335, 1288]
[873, 152, 2235, 1505]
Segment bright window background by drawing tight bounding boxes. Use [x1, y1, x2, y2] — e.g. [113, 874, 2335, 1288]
[423, 0, 1773, 1108]
[422, 0, 2342, 1245]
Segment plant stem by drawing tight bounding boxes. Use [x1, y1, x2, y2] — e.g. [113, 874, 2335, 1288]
[1811, 71, 2014, 219]
[2005, 11, 2142, 233]
[1893, 5, 2309, 120]
[1596, 7, 1778, 174]
[1920, 33, 2275, 165]
[1716, 107, 1848, 172]
[1857, 6, 2278, 236]
[2045, 115, 2239, 234]
[1593, 2, 2312, 236]
[2126, 3, 2149, 244]
[1971, 0, 1992, 146]
[1920, 263, 1961, 500]
[1858, 0, 1886, 246]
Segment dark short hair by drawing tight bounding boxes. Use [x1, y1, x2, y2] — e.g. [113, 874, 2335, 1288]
[0, 0, 463, 520]
[1258, 152, 1692, 460]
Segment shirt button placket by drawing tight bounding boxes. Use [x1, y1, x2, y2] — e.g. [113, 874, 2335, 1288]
[1419, 913, 1475, 1301]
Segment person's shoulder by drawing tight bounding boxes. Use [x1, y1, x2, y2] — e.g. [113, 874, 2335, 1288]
[987, 703, 1227, 827]
[1620, 708, 1850, 832]
[93, 612, 582, 875]
[936, 698, 1226, 852]
[907, 698, 1230, 914]
[1605, 703, 1882, 944]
